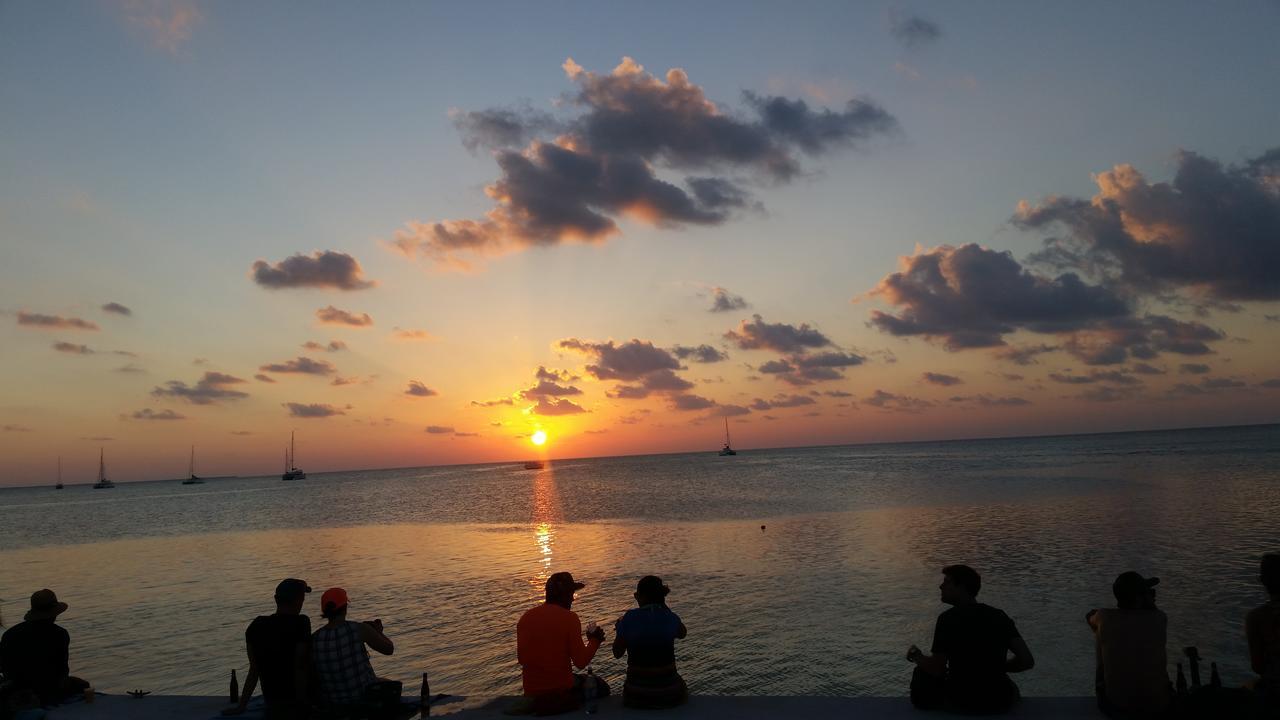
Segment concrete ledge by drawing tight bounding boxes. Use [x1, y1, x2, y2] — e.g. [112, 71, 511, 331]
[43, 694, 1106, 719]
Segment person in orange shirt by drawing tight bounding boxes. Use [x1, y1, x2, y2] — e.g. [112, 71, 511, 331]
[516, 572, 610, 715]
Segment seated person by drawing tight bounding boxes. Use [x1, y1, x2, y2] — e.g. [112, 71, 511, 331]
[907, 564, 1035, 715]
[612, 575, 688, 709]
[311, 588, 394, 708]
[1087, 571, 1171, 718]
[225, 578, 312, 718]
[1246, 554, 1280, 704]
[0, 589, 90, 707]
[516, 572, 609, 715]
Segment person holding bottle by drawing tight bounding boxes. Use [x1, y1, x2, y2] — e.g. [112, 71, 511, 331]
[515, 572, 609, 715]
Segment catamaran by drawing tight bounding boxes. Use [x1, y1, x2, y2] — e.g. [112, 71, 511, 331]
[181, 446, 204, 484]
[92, 448, 115, 489]
[282, 431, 305, 481]
[719, 417, 737, 456]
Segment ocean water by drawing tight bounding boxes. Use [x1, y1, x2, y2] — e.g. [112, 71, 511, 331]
[1, 424, 1277, 699]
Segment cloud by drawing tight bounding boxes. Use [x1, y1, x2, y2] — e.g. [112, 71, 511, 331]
[1059, 315, 1224, 365]
[949, 394, 1031, 407]
[1016, 147, 1280, 301]
[529, 397, 588, 415]
[53, 342, 94, 355]
[558, 338, 682, 380]
[536, 366, 579, 382]
[864, 389, 933, 413]
[868, 244, 1130, 350]
[330, 376, 358, 386]
[230, 430, 254, 435]
[129, 408, 185, 421]
[794, 352, 864, 369]
[709, 287, 749, 313]
[520, 379, 583, 398]
[1180, 363, 1211, 375]
[758, 359, 794, 374]
[454, 431, 480, 438]
[3, 424, 34, 432]
[471, 397, 514, 407]
[1130, 363, 1166, 375]
[889, 10, 943, 48]
[425, 425, 455, 434]
[254, 373, 276, 383]
[251, 251, 375, 290]
[405, 381, 439, 397]
[302, 340, 347, 352]
[750, 394, 816, 410]
[640, 369, 694, 392]
[284, 402, 345, 418]
[709, 404, 751, 417]
[725, 314, 833, 353]
[1259, 378, 1280, 388]
[124, 0, 201, 53]
[316, 306, 374, 327]
[824, 390, 854, 398]
[17, 311, 99, 331]
[607, 385, 651, 400]
[102, 302, 132, 316]
[394, 57, 897, 269]
[116, 364, 147, 374]
[671, 344, 728, 363]
[922, 372, 963, 386]
[1048, 369, 1142, 386]
[259, 356, 337, 376]
[392, 328, 433, 340]
[152, 371, 250, 405]
[669, 394, 716, 411]
[993, 344, 1058, 366]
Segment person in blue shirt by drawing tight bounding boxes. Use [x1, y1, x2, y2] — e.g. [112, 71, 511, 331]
[612, 575, 688, 709]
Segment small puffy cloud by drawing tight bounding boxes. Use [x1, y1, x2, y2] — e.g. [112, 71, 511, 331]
[17, 311, 99, 331]
[750, 394, 816, 410]
[254, 373, 276, 383]
[284, 402, 345, 418]
[794, 352, 864, 369]
[116, 364, 147, 374]
[710, 404, 751, 417]
[259, 356, 337, 376]
[452, 104, 561, 152]
[889, 10, 942, 48]
[405, 381, 439, 397]
[330, 376, 358, 386]
[558, 338, 681, 380]
[3, 424, 34, 432]
[725, 314, 832, 353]
[471, 397, 514, 407]
[392, 327, 433, 341]
[922, 372, 963, 386]
[1048, 369, 1141, 386]
[101, 302, 132, 316]
[1180, 363, 1211, 375]
[536, 366, 579, 382]
[758, 359, 795, 374]
[316, 305, 374, 327]
[607, 385, 651, 400]
[672, 344, 728, 363]
[520, 379, 583, 398]
[669, 394, 716, 411]
[824, 390, 854, 398]
[153, 371, 250, 405]
[950, 395, 1032, 407]
[994, 344, 1058, 366]
[1130, 363, 1166, 375]
[455, 431, 480, 438]
[864, 389, 933, 413]
[124, 0, 201, 53]
[709, 287, 749, 313]
[529, 397, 588, 415]
[302, 340, 347, 352]
[251, 251, 375, 290]
[641, 369, 694, 392]
[425, 425, 455, 434]
[53, 342, 94, 355]
[129, 408, 185, 421]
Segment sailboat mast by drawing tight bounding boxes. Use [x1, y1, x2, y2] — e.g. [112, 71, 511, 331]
[724, 417, 731, 445]
[98, 448, 106, 482]
[189, 445, 195, 476]
[290, 431, 296, 470]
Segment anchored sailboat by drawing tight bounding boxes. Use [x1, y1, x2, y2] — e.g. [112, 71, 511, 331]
[92, 448, 115, 489]
[281, 431, 305, 481]
[55, 456, 64, 489]
[181, 446, 204, 484]
[719, 417, 737, 456]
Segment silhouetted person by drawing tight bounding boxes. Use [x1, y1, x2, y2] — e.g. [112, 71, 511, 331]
[612, 575, 688, 709]
[311, 587, 394, 708]
[907, 565, 1034, 715]
[0, 589, 89, 707]
[225, 578, 312, 718]
[1087, 572, 1171, 718]
[516, 571, 609, 715]
[1246, 553, 1280, 706]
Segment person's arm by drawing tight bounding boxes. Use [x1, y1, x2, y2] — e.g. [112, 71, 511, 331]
[358, 621, 394, 656]
[1006, 637, 1035, 673]
[570, 618, 603, 669]
[908, 645, 948, 677]
[676, 619, 688, 640]
[611, 634, 627, 659]
[1246, 608, 1265, 675]
[223, 640, 260, 715]
[57, 627, 71, 679]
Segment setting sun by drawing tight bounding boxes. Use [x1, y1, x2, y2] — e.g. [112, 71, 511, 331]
[530, 430, 548, 446]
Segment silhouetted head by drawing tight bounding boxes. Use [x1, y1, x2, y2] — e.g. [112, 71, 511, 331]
[273, 578, 311, 615]
[1261, 554, 1280, 597]
[940, 565, 980, 605]
[634, 575, 670, 606]
[1112, 571, 1159, 610]
[24, 589, 68, 622]
[321, 587, 349, 620]
[545, 572, 585, 608]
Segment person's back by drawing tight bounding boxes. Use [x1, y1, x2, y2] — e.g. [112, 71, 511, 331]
[245, 613, 312, 706]
[1247, 554, 1280, 700]
[613, 576, 688, 709]
[312, 620, 377, 705]
[0, 619, 69, 705]
[517, 602, 590, 695]
[935, 603, 1020, 710]
[1091, 608, 1169, 714]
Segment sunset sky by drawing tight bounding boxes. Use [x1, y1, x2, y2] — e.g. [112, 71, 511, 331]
[2, 2, 1278, 484]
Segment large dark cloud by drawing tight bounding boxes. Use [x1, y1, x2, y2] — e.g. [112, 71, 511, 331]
[259, 357, 337, 376]
[672, 344, 728, 363]
[316, 306, 374, 327]
[1059, 314, 1223, 365]
[520, 379, 584, 397]
[284, 402, 346, 418]
[251, 251, 375, 290]
[725, 314, 832, 353]
[558, 338, 682, 380]
[1016, 148, 1280, 301]
[17, 311, 99, 331]
[395, 57, 898, 269]
[669, 394, 716, 411]
[889, 10, 942, 48]
[152, 371, 249, 405]
[530, 397, 588, 415]
[102, 302, 132, 316]
[869, 244, 1131, 349]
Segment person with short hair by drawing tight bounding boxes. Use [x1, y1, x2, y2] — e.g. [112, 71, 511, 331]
[225, 578, 313, 718]
[1087, 571, 1171, 718]
[907, 564, 1035, 715]
[0, 589, 90, 707]
[516, 572, 609, 715]
[311, 587, 394, 708]
[1246, 553, 1280, 704]
[612, 575, 688, 709]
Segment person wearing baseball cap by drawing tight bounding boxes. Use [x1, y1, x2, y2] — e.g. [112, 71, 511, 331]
[0, 589, 91, 706]
[1246, 553, 1280, 705]
[612, 575, 689, 708]
[1086, 571, 1170, 717]
[311, 587, 395, 709]
[515, 571, 609, 714]
[225, 578, 312, 718]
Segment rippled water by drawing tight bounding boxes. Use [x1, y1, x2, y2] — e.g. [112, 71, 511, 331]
[1, 424, 1277, 698]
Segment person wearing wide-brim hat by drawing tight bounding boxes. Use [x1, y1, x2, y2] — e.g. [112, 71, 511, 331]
[0, 589, 91, 706]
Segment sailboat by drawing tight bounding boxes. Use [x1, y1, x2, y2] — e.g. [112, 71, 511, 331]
[181, 446, 204, 484]
[281, 431, 305, 481]
[92, 448, 115, 489]
[718, 417, 737, 456]
[55, 456, 64, 489]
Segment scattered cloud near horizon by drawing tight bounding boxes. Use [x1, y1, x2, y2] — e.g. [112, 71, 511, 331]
[889, 10, 942, 48]
[152, 371, 249, 405]
[315, 306, 374, 327]
[128, 408, 186, 421]
[17, 311, 99, 331]
[283, 402, 345, 418]
[251, 251, 375, 291]
[101, 302, 132, 316]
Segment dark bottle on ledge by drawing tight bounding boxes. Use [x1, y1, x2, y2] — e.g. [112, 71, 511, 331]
[230, 669, 239, 705]
[1175, 663, 1188, 695]
[420, 672, 430, 717]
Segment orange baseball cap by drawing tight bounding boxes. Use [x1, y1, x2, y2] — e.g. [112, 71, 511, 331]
[321, 587, 349, 616]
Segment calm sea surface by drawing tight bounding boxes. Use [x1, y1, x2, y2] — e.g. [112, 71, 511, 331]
[1, 424, 1277, 698]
